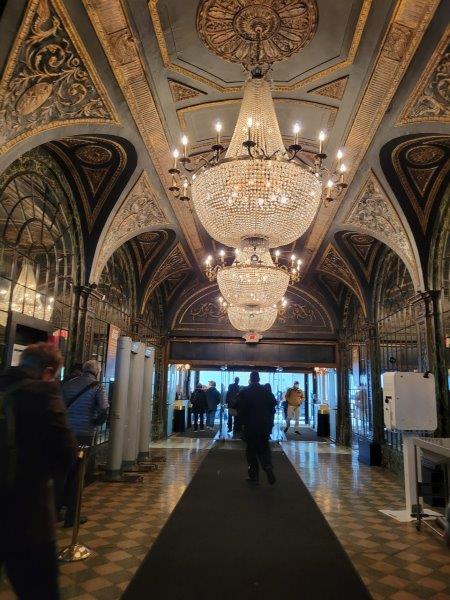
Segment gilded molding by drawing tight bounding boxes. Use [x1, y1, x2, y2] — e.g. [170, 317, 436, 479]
[93, 171, 170, 281]
[317, 244, 366, 314]
[309, 76, 348, 101]
[0, 0, 118, 155]
[142, 243, 191, 309]
[168, 79, 206, 103]
[177, 97, 337, 135]
[397, 27, 450, 125]
[82, 0, 205, 261]
[303, 0, 439, 272]
[342, 170, 418, 283]
[149, 0, 372, 93]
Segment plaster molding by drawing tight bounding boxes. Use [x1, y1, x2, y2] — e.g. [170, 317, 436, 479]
[317, 243, 366, 314]
[309, 76, 348, 100]
[148, 0, 372, 92]
[303, 0, 439, 273]
[342, 171, 418, 285]
[93, 171, 170, 281]
[168, 79, 206, 103]
[0, 0, 117, 156]
[397, 26, 450, 125]
[82, 0, 205, 262]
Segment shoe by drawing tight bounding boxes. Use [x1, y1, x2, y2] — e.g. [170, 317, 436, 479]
[246, 478, 259, 485]
[63, 515, 87, 528]
[266, 468, 276, 485]
[294, 430, 301, 435]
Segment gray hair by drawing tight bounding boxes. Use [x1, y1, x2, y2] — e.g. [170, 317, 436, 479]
[83, 359, 101, 377]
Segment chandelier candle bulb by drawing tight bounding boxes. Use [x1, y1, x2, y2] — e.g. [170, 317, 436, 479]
[181, 135, 188, 158]
[215, 121, 222, 145]
[339, 163, 347, 183]
[246, 116, 253, 140]
[319, 130, 326, 154]
[172, 149, 179, 170]
[293, 122, 301, 146]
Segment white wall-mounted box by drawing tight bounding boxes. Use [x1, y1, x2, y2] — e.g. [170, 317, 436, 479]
[382, 372, 437, 431]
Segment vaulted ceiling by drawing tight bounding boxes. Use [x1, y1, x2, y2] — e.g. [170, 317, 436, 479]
[0, 0, 448, 325]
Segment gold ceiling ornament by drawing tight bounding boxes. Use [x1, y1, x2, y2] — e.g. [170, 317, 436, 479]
[196, 0, 318, 69]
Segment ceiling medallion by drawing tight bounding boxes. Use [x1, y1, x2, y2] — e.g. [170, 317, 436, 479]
[75, 144, 113, 164]
[405, 144, 445, 166]
[196, 0, 318, 67]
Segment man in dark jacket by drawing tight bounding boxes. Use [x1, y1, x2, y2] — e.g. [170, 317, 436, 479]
[0, 342, 77, 599]
[205, 380, 221, 429]
[226, 376, 241, 434]
[190, 383, 208, 431]
[61, 359, 108, 527]
[237, 371, 277, 485]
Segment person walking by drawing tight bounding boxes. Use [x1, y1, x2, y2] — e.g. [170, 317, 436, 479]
[0, 342, 77, 600]
[190, 383, 207, 432]
[226, 376, 241, 434]
[205, 380, 221, 429]
[61, 359, 108, 527]
[284, 380, 305, 435]
[263, 382, 277, 432]
[237, 371, 277, 485]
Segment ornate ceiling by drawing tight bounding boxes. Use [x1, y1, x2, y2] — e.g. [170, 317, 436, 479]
[0, 0, 448, 324]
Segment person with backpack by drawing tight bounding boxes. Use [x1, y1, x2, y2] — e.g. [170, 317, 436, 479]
[0, 342, 77, 600]
[190, 383, 208, 432]
[61, 359, 108, 527]
[284, 380, 305, 435]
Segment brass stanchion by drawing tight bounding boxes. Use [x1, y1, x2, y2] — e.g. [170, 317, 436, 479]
[58, 446, 92, 562]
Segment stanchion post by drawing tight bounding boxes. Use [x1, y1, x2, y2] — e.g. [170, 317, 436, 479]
[58, 446, 91, 562]
[105, 336, 132, 480]
[138, 347, 155, 461]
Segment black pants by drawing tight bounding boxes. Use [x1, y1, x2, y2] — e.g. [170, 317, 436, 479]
[0, 542, 59, 599]
[227, 412, 241, 433]
[192, 411, 204, 430]
[245, 433, 272, 481]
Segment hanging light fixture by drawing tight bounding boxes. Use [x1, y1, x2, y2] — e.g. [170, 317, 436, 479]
[11, 261, 53, 321]
[227, 304, 278, 334]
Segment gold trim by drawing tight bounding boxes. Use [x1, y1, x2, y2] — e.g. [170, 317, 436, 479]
[148, 0, 372, 93]
[177, 97, 338, 134]
[397, 26, 450, 125]
[303, 0, 440, 273]
[0, 0, 118, 156]
[82, 0, 205, 261]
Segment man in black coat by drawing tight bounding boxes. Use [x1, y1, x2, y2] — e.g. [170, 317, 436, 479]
[226, 376, 241, 434]
[237, 371, 277, 485]
[0, 342, 77, 599]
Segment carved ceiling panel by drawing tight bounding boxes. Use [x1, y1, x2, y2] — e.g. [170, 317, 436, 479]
[398, 27, 450, 125]
[142, 243, 192, 309]
[342, 171, 417, 285]
[391, 136, 450, 232]
[46, 136, 129, 229]
[196, 0, 318, 67]
[340, 231, 381, 281]
[317, 244, 365, 312]
[171, 283, 334, 335]
[309, 76, 348, 100]
[318, 273, 345, 306]
[129, 229, 173, 280]
[0, 0, 117, 154]
[93, 171, 170, 281]
[168, 79, 206, 103]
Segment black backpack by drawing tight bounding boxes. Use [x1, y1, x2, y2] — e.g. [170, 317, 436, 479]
[0, 381, 26, 489]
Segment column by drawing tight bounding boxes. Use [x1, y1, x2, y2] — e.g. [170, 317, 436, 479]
[364, 322, 383, 445]
[138, 346, 155, 461]
[122, 342, 145, 470]
[106, 336, 132, 480]
[70, 284, 103, 366]
[337, 339, 351, 446]
[304, 375, 309, 425]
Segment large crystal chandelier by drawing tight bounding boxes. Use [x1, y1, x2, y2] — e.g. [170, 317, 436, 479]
[168, 69, 349, 335]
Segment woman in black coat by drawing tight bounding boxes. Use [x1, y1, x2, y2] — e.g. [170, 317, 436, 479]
[190, 383, 208, 431]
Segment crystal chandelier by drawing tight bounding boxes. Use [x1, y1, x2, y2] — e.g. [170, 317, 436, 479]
[10, 262, 54, 321]
[167, 67, 350, 335]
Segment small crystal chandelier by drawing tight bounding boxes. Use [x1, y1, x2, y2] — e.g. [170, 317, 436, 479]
[11, 261, 53, 322]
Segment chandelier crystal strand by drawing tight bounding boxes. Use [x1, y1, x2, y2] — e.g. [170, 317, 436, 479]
[227, 304, 278, 333]
[217, 246, 289, 307]
[190, 77, 323, 248]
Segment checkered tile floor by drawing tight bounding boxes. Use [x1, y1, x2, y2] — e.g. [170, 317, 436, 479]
[0, 442, 448, 599]
[283, 442, 450, 600]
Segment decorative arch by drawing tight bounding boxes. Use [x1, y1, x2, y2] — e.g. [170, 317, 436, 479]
[337, 170, 420, 289]
[317, 243, 367, 315]
[91, 171, 172, 282]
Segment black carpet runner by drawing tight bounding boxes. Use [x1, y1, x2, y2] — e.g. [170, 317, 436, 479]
[123, 445, 371, 600]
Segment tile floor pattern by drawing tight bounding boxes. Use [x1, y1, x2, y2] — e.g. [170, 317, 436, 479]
[0, 448, 205, 600]
[0, 441, 449, 599]
[283, 442, 450, 600]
